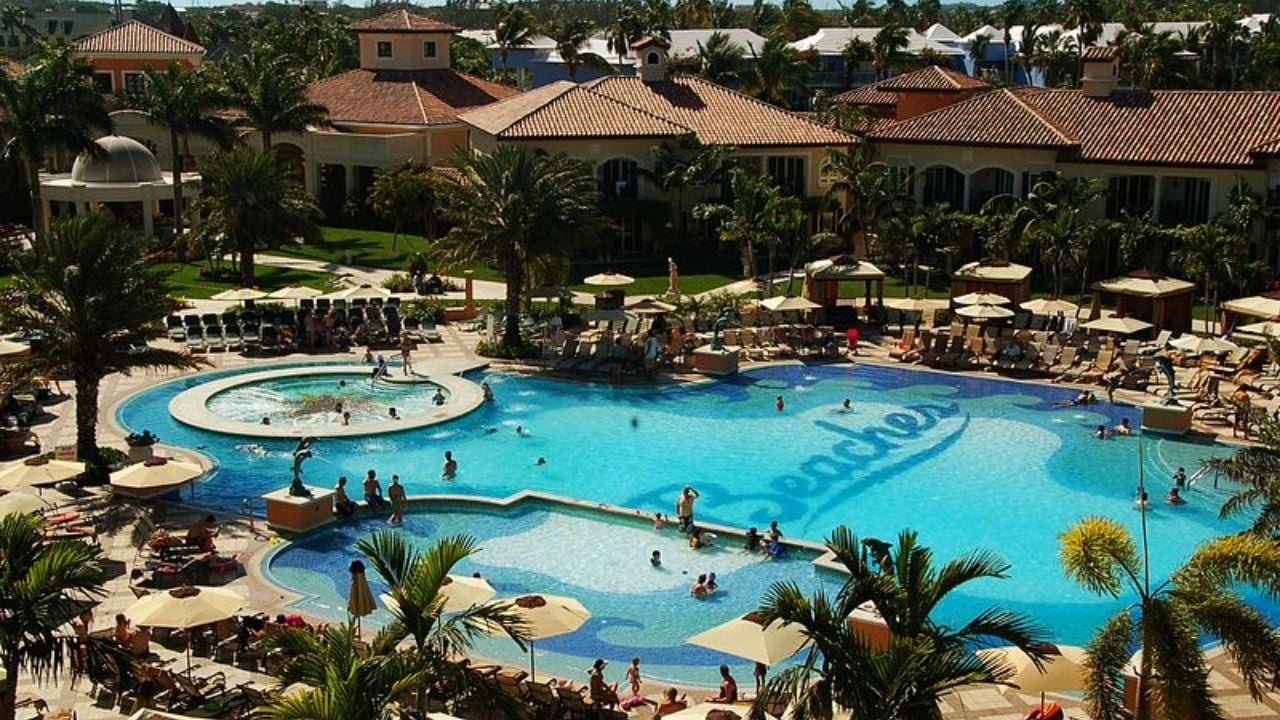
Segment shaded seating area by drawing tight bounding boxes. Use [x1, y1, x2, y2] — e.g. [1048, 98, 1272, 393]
[803, 255, 885, 331]
[1221, 292, 1280, 333]
[950, 259, 1033, 306]
[1088, 270, 1195, 338]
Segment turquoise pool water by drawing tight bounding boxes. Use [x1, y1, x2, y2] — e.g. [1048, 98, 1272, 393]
[117, 361, 1255, 670]
[266, 500, 837, 685]
[205, 373, 445, 427]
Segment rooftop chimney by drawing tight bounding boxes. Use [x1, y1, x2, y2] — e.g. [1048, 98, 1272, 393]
[1080, 45, 1120, 98]
[632, 36, 669, 83]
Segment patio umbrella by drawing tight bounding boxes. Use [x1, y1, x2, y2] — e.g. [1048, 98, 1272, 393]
[325, 284, 391, 301]
[0, 490, 52, 515]
[1081, 316, 1153, 335]
[0, 339, 31, 362]
[382, 573, 497, 615]
[268, 285, 324, 300]
[210, 288, 268, 302]
[126, 586, 244, 669]
[759, 295, 821, 312]
[884, 297, 939, 312]
[0, 457, 85, 491]
[582, 272, 635, 287]
[348, 560, 376, 639]
[976, 644, 1089, 694]
[685, 610, 807, 666]
[1236, 321, 1280, 337]
[625, 298, 678, 315]
[955, 303, 1015, 320]
[1170, 335, 1240, 355]
[1020, 298, 1080, 316]
[495, 594, 590, 680]
[110, 458, 204, 499]
[953, 291, 1011, 306]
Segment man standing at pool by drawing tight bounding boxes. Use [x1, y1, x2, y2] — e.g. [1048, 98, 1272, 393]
[676, 485, 700, 533]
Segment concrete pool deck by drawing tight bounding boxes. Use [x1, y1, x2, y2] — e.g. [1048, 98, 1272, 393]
[167, 361, 488, 438]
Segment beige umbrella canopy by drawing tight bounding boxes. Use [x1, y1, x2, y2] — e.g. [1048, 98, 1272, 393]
[110, 458, 204, 499]
[686, 610, 807, 666]
[885, 297, 941, 313]
[956, 303, 1015, 320]
[625, 297, 678, 314]
[325, 284, 392, 301]
[953, 291, 1011, 306]
[1082, 316, 1153, 335]
[382, 573, 497, 615]
[348, 560, 377, 638]
[0, 340, 31, 362]
[1170, 335, 1239, 355]
[976, 644, 1089, 694]
[126, 586, 244, 629]
[1020, 298, 1080, 316]
[0, 490, 52, 515]
[268, 285, 325, 300]
[760, 295, 821, 312]
[0, 457, 85, 491]
[210, 287, 269, 302]
[583, 272, 636, 287]
[1222, 294, 1280, 320]
[1236, 321, 1280, 338]
[493, 593, 591, 680]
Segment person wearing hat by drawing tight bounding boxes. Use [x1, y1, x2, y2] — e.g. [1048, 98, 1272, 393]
[588, 659, 620, 708]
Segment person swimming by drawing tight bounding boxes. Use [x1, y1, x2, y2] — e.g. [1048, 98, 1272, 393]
[650, 550, 661, 567]
[515, 425, 528, 436]
[484, 426, 499, 435]
[1094, 424, 1108, 439]
[1167, 487, 1186, 505]
[840, 398, 852, 412]
[1115, 418, 1132, 435]
[536, 457, 547, 466]
[442, 451, 458, 480]
[1135, 489, 1150, 508]
[775, 395, 785, 412]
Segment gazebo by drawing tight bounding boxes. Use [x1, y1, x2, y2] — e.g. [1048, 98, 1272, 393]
[950, 259, 1032, 305]
[1221, 292, 1280, 332]
[804, 254, 885, 310]
[1089, 270, 1195, 336]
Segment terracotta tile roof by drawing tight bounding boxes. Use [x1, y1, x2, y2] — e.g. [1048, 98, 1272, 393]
[350, 9, 459, 34]
[870, 88, 1074, 149]
[74, 19, 205, 55]
[871, 86, 1280, 168]
[1081, 46, 1120, 61]
[462, 74, 854, 147]
[307, 69, 518, 126]
[830, 83, 898, 107]
[876, 66, 989, 92]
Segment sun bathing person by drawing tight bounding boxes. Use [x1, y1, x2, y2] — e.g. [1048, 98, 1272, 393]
[651, 550, 662, 567]
[442, 451, 458, 480]
[767, 520, 783, 542]
[775, 395, 785, 412]
[1116, 418, 1132, 435]
[128, 625, 152, 658]
[676, 485, 700, 533]
[708, 664, 738, 703]
[333, 476, 357, 518]
[186, 515, 218, 552]
[691, 574, 709, 597]
[387, 475, 407, 524]
[114, 614, 130, 644]
[745, 527, 761, 552]
[589, 659, 620, 708]
[627, 657, 643, 696]
[363, 470, 388, 510]
[1174, 467, 1187, 487]
[433, 388, 446, 406]
[389, 407, 399, 420]
[655, 688, 688, 719]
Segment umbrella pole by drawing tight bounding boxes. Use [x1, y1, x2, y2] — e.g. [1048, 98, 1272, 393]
[529, 640, 536, 682]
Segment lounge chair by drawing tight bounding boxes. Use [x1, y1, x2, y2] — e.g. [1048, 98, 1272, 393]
[553, 339, 580, 370]
[241, 323, 261, 352]
[204, 325, 225, 352]
[260, 326, 280, 353]
[184, 327, 205, 353]
[166, 315, 186, 341]
[224, 325, 242, 351]
[422, 320, 443, 343]
[1141, 329, 1172, 354]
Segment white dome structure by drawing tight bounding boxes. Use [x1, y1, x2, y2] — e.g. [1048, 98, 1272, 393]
[70, 136, 163, 184]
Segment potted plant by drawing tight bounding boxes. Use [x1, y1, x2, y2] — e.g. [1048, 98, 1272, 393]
[125, 430, 158, 462]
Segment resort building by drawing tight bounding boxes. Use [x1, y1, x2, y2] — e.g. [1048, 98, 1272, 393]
[842, 52, 1280, 266]
[73, 19, 205, 96]
[459, 37, 854, 256]
[787, 27, 965, 92]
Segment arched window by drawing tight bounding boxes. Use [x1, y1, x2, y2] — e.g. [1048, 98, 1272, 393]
[600, 158, 638, 199]
[968, 167, 1014, 210]
[921, 165, 965, 209]
[647, 52, 660, 65]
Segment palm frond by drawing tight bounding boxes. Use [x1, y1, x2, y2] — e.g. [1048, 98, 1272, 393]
[1058, 516, 1141, 598]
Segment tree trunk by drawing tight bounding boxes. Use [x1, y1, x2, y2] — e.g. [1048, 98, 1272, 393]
[1136, 611, 1154, 720]
[503, 260, 524, 348]
[262, 130, 272, 153]
[75, 374, 101, 472]
[170, 128, 184, 242]
[0, 656, 19, 720]
[240, 237, 257, 287]
[25, 156, 44, 238]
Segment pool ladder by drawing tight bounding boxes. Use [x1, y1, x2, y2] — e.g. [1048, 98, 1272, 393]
[242, 496, 266, 538]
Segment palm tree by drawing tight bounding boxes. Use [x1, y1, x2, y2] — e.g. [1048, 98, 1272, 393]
[355, 532, 527, 714]
[1116, 27, 1196, 89]
[193, 145, 321, 287]
[1205, 398, 1280, 538]
[221, 50, 327, 151]
[696, 31, 746, 85]
[433, 145, 601, 348]
[779, 0, 822, 42]
[1244, 19, 1280, 90]
[871, 25, 910, 80]
[748, 0, 782, 35]
[366, 162, 441, 248]
[258, 623, 425, 720]
[494, 2, 538, 70]
[695, 167, 791, 279]
[998, 0, 1026, 80]
[545, 16, 613, 81]
[641, 137, 735, 244]
[822, 148, 909, 257]
[0, 513, 113, 720]
[1201, 6, 1248, 88]
[0, 45, 111, 236]
[134, 62, 230, 242]
[967, 33, 991, 76]
[674, 0, 714, 29]
[605, 1, 644, 64]
[750, 33, 808, 107]
[1171, 222, 1248, 336]
[1060, 516, 1280, 720]
[0, 215, 201, 472]
[1063, 0, 1106, 49]
[754, 526, 1048, 720]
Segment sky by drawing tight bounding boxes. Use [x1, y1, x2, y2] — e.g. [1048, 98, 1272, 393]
[165, 0, 998, 12]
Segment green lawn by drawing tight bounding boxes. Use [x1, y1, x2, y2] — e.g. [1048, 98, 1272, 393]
[158, 262, 338, 300]
[276, 227, 504, 282]
[570, 273, 738, 296]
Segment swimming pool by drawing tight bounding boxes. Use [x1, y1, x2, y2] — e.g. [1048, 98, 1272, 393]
[116, 361, 1255, 663]
[205, 372, 446, 427]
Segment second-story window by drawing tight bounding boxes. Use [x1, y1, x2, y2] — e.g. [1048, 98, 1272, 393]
[423, 41, 437, 58]
[377, 41, 392, 58]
